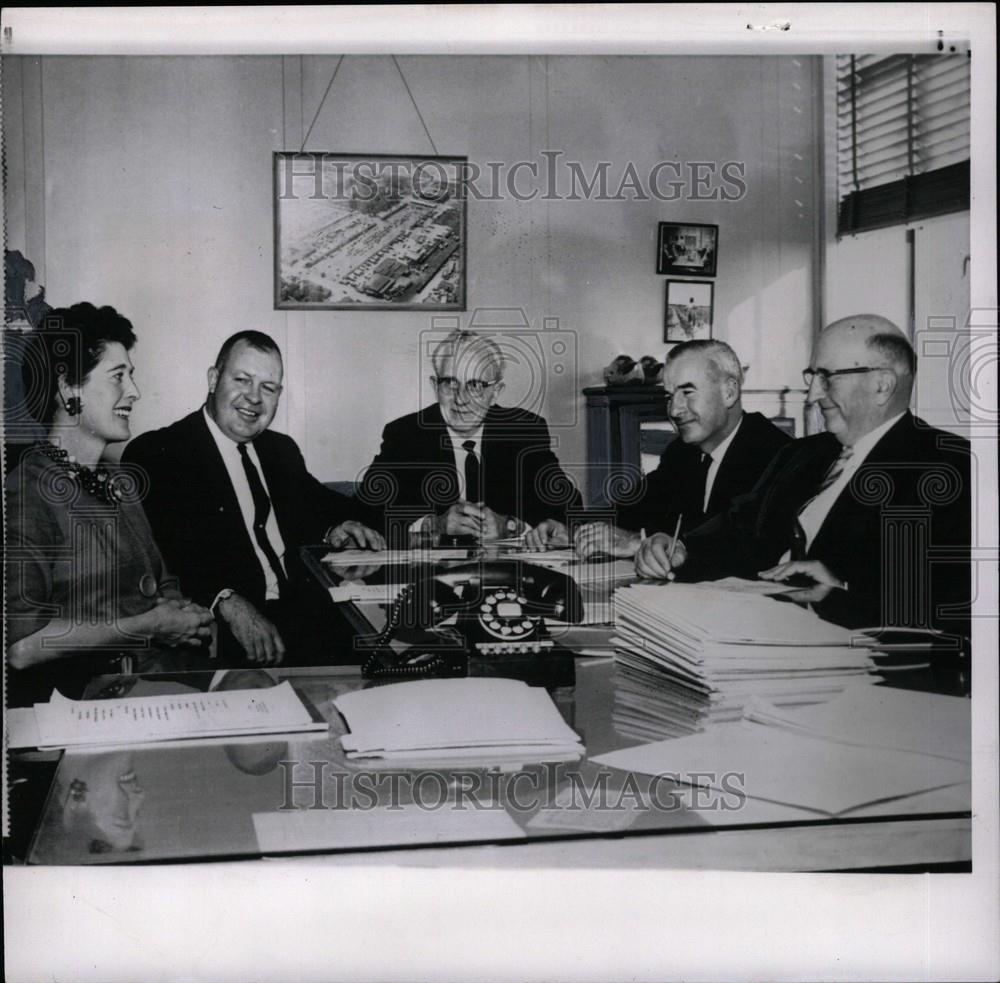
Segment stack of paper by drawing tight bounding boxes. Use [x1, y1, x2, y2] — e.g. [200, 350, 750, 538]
[334, 677, 584, 765]
[6, 681, 327, 750]
[610, 582, 877, 731]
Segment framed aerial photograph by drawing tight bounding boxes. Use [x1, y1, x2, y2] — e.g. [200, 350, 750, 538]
[657, 221, 718, 276]
[274, 152, 467, 310]
[664, 280, 714, 342]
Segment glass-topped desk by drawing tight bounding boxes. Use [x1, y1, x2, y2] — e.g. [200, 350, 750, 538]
[20, 548, 972, 870]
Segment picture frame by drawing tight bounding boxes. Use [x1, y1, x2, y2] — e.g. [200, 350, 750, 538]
[274, 152, 467, 310]
[664, 280, 714, 342]
[657, 221, 718, 276]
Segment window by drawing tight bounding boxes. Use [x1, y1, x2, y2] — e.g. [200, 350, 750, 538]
[836, 53, 971, 235]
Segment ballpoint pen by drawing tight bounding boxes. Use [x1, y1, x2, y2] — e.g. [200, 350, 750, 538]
[667, 514, 682, 580]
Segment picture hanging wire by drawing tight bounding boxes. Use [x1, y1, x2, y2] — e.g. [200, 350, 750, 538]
[299, 54, 440, 155]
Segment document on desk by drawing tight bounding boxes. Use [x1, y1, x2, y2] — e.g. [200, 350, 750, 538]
[334, 677, 584, 762]
[13, 681, 327, 750]
[253, 800, 526, 853]
[742, 683, 971, 763]
[321, 548, 469, 566]
[591, 719, 969, 816]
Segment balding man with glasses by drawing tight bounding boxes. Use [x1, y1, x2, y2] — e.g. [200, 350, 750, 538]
[360, 329, 581, 543]
[634, 315, 971, 643]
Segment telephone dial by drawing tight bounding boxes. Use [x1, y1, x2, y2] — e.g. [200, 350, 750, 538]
[362, 560, 583, 679]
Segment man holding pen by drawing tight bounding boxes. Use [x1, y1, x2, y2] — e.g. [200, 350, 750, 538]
[527, 339, 791, 559]
[635, 316, 971, 640]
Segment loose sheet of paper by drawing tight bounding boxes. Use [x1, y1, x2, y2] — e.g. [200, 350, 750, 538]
[253, 801, 526, 853]
[590, 720, 968, 816]
[743, 683, 971, 762]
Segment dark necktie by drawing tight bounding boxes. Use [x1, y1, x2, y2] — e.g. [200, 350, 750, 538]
[462, 439, 481, 503]
[238, 443, 288, 593]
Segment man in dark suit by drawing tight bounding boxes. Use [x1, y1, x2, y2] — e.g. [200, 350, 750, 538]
[123, 331, 384, 665]
[359, 329, 581, 544]
[527, 340, 791, 559]
[636, 316, 971, 640]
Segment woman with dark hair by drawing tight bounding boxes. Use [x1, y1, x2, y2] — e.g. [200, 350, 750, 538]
[5, 302, 213, 706]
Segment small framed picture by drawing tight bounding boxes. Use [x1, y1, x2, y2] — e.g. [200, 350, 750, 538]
[657, 222, 718, 276]
[664, 280, 714, 342]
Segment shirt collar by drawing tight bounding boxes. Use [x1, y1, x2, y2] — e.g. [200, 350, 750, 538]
[843, 410, 907, 461]
[705, 413, 743, 463]
[203, 404, 245, 456]
[446, 425, 485, 448]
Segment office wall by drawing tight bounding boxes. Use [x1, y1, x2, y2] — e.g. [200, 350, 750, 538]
[3, 55, 820, 481]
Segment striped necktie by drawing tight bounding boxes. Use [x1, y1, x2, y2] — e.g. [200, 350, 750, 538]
[798, 445, 854, 516]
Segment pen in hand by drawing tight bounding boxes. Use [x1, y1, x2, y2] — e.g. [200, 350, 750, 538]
[667, 514, 682, 581]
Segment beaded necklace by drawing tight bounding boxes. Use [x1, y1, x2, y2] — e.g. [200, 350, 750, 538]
[34, 441, 122, 506]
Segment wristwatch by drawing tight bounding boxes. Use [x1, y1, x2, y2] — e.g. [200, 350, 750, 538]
[210, 588, 235, 617]
[504, 517, 522, 537]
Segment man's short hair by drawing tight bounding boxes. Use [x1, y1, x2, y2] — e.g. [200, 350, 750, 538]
[866, 331, 917, 378]
[664, 339, 744, 386]
[431, 329, 505, 380]
[214, 330, 282, 372]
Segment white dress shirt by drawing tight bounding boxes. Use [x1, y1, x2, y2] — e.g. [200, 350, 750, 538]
[446, 425, 485, 501]
[794, 410, 906, 554]
[203, 406, 287, 600]
[410, 425, 486, 533]
[702, 415, 744, 511]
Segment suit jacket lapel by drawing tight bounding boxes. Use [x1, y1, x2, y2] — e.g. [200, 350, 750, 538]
[813, 413, 914, 540]
[191, 410, 266, 564]
[191, 411, 246, 526]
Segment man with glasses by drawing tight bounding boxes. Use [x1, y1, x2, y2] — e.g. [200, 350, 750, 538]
[527, 339, 791, 558]
[360, 329, 581, 542]
[124, 331, 384, 665]
[634, 315, 971, 641]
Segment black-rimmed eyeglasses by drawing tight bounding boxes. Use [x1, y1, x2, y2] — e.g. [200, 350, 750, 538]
[802, 366, 891, 390]
[434, 376, 497, 397]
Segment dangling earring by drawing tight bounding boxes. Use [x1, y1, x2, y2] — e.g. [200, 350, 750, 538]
[65, 396, 82, 416]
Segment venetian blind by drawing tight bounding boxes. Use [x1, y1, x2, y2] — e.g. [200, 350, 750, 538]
[836, 53, 971, 234]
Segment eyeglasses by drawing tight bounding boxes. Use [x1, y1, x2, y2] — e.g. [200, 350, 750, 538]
[434, 376, 497, 397]
[802, 366, 891, 391]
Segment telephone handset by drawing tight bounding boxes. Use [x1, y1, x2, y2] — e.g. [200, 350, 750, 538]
[362, 560, 583, 679]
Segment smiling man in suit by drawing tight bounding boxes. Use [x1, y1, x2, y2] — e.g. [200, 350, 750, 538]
[359, 329, 581, 544]
[527, 339, 791, 558]
[123, 330, 383, 665]
[635, 316, 971, 640]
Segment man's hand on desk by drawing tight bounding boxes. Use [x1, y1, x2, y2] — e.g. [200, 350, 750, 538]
[573, 522, 641, 561]
[634, 532, 686, 580]
[215, 592, 286, 665]
[758, 559, 843, 603]
[433, 502, 512, 541]
[524, 519, 570, 551]
[324, 521, 386, 551]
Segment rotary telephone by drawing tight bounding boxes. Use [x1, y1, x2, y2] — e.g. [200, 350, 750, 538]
[362, 560, 583, 679]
